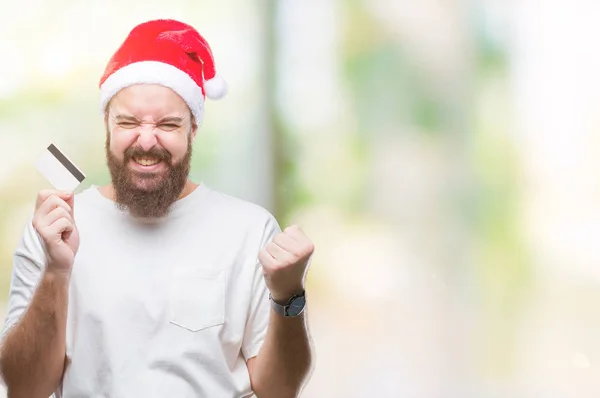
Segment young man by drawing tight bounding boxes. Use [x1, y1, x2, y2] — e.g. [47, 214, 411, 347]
[0, 19, 314, 398]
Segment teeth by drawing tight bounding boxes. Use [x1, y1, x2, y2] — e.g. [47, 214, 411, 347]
[134, 157, 160, 166]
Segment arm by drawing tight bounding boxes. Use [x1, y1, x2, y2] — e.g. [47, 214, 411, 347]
[249, 224, 315, 397]
[248, 307, 313, 398]
[0, 270, 70, 397]
[0, 190, 79, 397]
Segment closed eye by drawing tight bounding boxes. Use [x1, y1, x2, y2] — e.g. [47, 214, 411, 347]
[160, 124, 181, 131]
[118, 122, 138, 129]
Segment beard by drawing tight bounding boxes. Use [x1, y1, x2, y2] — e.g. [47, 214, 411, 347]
[105, 133, 192, 219]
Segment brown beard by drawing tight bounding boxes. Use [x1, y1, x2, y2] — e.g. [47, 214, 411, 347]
[105, 132, 192, 219]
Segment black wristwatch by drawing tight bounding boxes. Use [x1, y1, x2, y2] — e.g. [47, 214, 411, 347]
[269, 291, 306, 317]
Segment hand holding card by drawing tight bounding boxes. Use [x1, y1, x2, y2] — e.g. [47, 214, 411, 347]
[32, 189, 80, 273]
[32, 143, 84, 272]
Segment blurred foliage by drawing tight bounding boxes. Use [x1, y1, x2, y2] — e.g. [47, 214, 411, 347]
[468, 10, 532, 377]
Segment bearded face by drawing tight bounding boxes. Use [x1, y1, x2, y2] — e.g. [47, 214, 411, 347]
[105, 131, 192, 219]
[104, 84, 197, 219]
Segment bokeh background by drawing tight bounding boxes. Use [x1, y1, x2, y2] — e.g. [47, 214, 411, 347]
[2, 0, 600, 396]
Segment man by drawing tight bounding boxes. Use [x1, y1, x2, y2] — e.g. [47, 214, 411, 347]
[0, 19, 314, 398]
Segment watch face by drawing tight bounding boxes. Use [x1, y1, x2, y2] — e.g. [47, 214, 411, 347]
[287, 295, 306, 316]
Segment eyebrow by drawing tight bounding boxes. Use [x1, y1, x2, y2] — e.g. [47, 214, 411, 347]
[113, 114, 139, 122]
[157, 117, 185, 124]
[112, 115, 185, 124]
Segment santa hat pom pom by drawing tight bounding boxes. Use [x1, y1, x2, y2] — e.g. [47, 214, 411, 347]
[204, 74, 228, 100]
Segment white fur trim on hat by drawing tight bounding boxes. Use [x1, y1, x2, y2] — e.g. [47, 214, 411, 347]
[99, 60, 205, 124]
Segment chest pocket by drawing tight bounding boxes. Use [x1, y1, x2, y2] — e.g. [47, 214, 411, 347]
[169, 266, 226, 332]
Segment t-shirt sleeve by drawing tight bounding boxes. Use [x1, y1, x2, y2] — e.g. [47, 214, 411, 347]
[241, 213, 281, 361]
[1, 216, 46, 342]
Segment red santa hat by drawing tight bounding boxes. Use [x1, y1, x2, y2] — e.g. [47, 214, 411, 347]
[99, 19, 227, 125]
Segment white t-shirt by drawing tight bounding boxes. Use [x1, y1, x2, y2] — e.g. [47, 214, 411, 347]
[1, 183, 281, 398]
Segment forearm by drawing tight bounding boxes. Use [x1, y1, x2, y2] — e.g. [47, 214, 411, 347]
[252, 309, 313, 398]
[0, 269, 69, 397]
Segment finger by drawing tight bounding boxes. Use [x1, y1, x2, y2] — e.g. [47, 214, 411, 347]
[258, 248, 276, 268]
[265, 241, 296, 264]
[272, 233, 300, 253]
[37, 196, 73, 220]
[34, 204, 72, 232]
[33, 199, 71, 232]
[36, 190, 72, 211]
[40, 208, 74, 231]
[46, 218, 74, 243]
[65, 195, 75, 212]
[283, 225, 306, 243]
[38, 196, 72, 217]
[286, 226, 315, 255]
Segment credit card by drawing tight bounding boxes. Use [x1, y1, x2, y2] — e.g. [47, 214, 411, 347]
[34, 143, 86, 191]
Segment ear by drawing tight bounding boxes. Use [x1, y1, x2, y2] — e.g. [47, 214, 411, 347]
[190, 120, 198, 141]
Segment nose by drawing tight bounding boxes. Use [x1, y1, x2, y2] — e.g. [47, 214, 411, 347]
[137, 127, 158, 152]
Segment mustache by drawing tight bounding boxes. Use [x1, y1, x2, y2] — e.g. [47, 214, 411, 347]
[124, 146, 172, 164]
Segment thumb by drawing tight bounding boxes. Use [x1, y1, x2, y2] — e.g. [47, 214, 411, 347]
[63, 192, 75, 213]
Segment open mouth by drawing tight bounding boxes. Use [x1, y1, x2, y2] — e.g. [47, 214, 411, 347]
[132, 156, 162, 166]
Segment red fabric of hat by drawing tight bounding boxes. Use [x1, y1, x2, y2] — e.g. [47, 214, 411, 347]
[99, 19, 227, 124]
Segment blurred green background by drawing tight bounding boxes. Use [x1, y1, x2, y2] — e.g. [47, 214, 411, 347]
[2, 0, 600, 396]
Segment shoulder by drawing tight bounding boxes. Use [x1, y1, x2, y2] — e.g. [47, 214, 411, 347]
[199, 187, 282, 244]
[73, 185, 102, 205]
[204, 187, 278, 228]
[71, 185, 117, 219]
